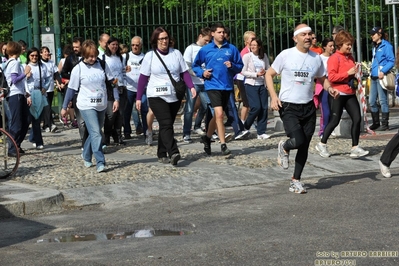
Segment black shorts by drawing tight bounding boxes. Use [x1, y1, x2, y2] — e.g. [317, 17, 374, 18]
[279, 101, 316, 137]
[206, 90, 230, 111]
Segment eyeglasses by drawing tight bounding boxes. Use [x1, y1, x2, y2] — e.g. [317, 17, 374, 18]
[131, 44, 140, 47]
[158, 37, 169, 42]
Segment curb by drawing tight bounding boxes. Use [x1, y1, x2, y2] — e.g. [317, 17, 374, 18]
[0, 181, 64, 219]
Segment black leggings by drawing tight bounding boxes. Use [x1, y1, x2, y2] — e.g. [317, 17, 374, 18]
[321, 94, 361, 146]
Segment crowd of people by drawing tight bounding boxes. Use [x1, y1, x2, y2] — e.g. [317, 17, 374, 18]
[0, 22, 398, 192]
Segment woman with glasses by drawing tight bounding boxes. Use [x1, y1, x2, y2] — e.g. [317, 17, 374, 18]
[25, 47, 51, 150]
[136, 27, 195, 166]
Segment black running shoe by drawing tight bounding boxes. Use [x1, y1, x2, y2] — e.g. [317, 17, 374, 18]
[200, 135, 211, 155]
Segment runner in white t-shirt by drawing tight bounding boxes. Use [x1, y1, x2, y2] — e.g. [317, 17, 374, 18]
[61, 39, 119, 173]
[265, 23, 339, 194]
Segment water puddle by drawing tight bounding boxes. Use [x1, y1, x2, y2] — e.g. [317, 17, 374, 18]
[37, 224, 195, 243]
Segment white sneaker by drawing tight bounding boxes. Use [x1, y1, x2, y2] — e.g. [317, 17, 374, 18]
[44, 127, 50, 133]
[315, 142, 331, 158]
[289, 179, 307, 194]
[32, 143, 36, 148]
[194, 128, 206, 135]
[350, 146, 369, 158]
[235, 130, 250, 140]
[183, 135, 193, 143]
[145, 130, 153, 146]
[379, 160, 391, 178]
[50, 124, 58, 133]
[36, 145, 44, 150]
[257, 134, 271, 140]
[277, 140, 289, 169]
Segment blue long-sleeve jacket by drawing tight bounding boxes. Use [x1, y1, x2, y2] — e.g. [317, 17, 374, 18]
[192, 40, 243, 91]
[371, 39, 395, 76]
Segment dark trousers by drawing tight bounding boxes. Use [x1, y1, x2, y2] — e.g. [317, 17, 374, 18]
[123, 90, 148, 136]
[6, 94, 30, 152]
[42, 91, 54, 129]
[280, 101, 316, 180]
[321, 94, 361, 147]
[148, 97, 180, 158]
[104, 90, 127, 142]
[244, 84, 268, 135]
[380, 131, 399, 167]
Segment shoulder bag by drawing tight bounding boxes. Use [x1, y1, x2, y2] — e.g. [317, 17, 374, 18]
[153, 50, 186, 100]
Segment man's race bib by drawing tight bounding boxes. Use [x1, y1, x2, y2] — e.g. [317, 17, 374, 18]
[153, 84, 172, 96]
[293, 71, 312, 85]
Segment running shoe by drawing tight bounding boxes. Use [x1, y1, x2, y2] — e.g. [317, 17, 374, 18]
[379, 160, 391, 178]
[183, 135, 193, 143]
[257, 134, 271, 140]
[50, 124, 58, 133]
[200, 135, 212, 155]
[194, 128, 206, 135]
[277, 140, 289, 169]
[289, 179, 307, 194]
[235, 130, 250, 140]
[315, 142, 331, 158]
[221, 143, 231, 155]
[170, 153, 181, 166]
[350, 146, 369, 158]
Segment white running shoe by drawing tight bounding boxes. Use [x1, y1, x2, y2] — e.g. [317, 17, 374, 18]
[235, 130, 250, 140]
[315, 142, 331, 158]
[257, 134, 271, 140]
[277, 140, 289, 169]
[194, 128, 206, 135]
[379, 160, 391, 178]
[350, 146, 369, 158]
[289, 180, 307, 194]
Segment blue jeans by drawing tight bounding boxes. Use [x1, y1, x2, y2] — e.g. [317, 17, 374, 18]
[369, 78, 389, 113]
[225, 91, 245, 135]
[183, 84, 206, 135]
[28, 111, 44, 146]
[124, 90, 148, 135]
[81, 108, 106, 168]
[244, 84, 268, 135]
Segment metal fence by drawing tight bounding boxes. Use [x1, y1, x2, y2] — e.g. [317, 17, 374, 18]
[37, 0, 397, 62]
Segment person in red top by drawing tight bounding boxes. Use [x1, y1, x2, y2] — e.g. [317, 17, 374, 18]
[315, 31, 369, 159]
[309, 33, 323, 54]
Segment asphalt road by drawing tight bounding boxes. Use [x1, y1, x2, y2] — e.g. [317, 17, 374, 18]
[1, 169, 399, 266]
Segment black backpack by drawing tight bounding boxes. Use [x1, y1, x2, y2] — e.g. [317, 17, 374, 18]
[0, 60, 13, 96]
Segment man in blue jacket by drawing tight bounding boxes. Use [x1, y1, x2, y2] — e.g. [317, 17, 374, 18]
[193, 22, 244, 155]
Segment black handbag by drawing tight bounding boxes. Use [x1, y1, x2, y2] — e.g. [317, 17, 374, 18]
[154, 50, 186, 100]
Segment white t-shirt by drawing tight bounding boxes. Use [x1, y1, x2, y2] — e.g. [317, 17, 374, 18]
[68, 61, 113, 111]
[124, 52, 144, 92]
[5, 59, 26, 97]
[25, 63, 50, 94]
[319, 54, 329, 76]
[103, 54, 125, 86]
[271, 47, 325, 104]
[140, 49, 188, 103]
[251, 53, 267, 86]
[41, 59, 58, 92]
[183, 43, 205, 85]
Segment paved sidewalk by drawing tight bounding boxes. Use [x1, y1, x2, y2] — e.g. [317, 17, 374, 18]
[1, 109, 399, 218]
